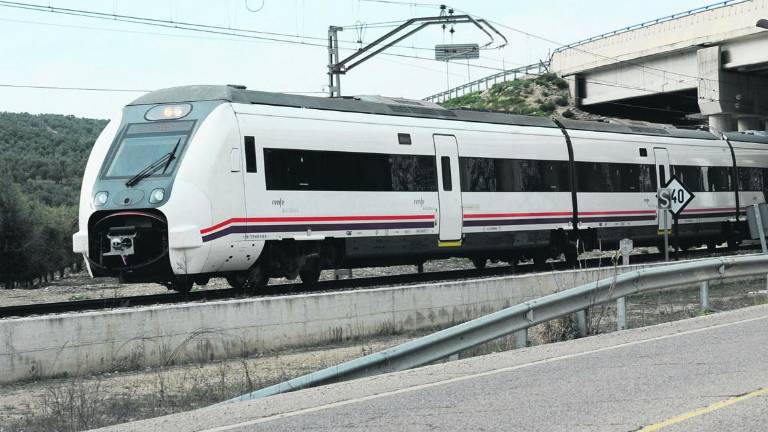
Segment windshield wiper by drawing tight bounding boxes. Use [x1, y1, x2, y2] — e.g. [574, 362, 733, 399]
[125, 137, 182, 187]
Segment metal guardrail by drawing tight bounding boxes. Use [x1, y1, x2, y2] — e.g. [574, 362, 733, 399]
[227, 253, 768, 403]
[552, 0, 748, 54]
[422, 61, 549, 103]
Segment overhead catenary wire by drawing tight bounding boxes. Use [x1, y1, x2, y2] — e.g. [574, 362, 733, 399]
[0, 0, 730, 112]
[0, 0, 441, 53]
[0, 1, 515, 74]
[0, 82, 329, 95]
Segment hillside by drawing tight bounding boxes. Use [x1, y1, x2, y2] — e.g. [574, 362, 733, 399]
[0, 112, 107, 207]
[0, 112, 106, 288]
[439, 73, 579, 118]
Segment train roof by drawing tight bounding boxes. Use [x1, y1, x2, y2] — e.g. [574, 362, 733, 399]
[129, 85, 554, 129]
[130, 85, 765, 143]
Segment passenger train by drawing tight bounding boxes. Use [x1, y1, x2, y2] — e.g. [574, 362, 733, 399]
[73, 85, 768, 292]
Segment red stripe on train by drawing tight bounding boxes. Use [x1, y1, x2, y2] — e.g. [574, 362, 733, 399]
[200, 214, 436, 234]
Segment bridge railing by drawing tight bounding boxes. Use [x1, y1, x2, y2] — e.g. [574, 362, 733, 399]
[422, 61, 549, 104]
[226, 253, 768, 403]
[552, 0, 748, 54]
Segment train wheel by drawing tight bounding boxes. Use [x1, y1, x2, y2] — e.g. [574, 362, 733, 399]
[506, 256, 519, 269]
[299, 267, 321, 285]
[168, 276, 194, 293]
[471, 257, 487, 270]
[533, 254, 549, 271]
[227, 263, 268, 294]
[727, 236, 740, 251]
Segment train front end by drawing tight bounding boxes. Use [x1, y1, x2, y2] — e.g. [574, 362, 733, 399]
[72, 89, 236, 291]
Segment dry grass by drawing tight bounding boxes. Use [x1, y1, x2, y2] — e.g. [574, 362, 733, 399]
[2, 362, 266, 432]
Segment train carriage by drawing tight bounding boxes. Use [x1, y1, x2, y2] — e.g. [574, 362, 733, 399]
[73, 85, 768, 292]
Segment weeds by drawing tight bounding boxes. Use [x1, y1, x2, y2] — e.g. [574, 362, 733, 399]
[3, 362, 278, 432]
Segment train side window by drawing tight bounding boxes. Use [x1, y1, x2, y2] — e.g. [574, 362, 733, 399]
[576, 162, 657, 192]
[738, 167, 764, 191]
[639, 148, 648, 157]
[671, 165, 704, 192]
[441, 156, 452, 191]
[390, 154, 437, 191]
[244, 136, 257, 173]
[397, 133, 412, 145]
[264, 148, 437, 191]
[705, 166, 732, 192]
[460, 157, 571, 192]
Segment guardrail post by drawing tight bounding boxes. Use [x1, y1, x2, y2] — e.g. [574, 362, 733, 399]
[616, 239, 632, 331]
[700, 280, 710, 311]
[576, 309, 588, 337]
[616, 297, 627, 330]
[514, 329, 528, 348]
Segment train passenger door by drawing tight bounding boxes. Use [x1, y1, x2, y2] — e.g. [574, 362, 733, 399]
[433, 135, 463, 244]
[653, 147, 671, 231]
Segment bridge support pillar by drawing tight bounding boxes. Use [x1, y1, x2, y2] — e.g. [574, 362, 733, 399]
[708, 114, 733, 133]
[738, 117, 762, 132]
[699, 46, 768, 132]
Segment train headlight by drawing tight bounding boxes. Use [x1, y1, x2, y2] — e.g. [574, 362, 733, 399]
[149, 188, 165, 204]
[94, 191, 109, 207]
[145, 103, 192, 121]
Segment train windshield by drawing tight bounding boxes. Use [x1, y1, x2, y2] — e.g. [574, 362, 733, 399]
[106, 135, 184, 178]
[104, 121, 194, 179]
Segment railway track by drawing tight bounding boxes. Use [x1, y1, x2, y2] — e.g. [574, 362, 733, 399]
[0, 245, 759, 319]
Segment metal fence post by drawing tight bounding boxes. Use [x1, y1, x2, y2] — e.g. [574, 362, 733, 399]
[514, 329, 528, 348]
[576, 309, 588, 337]
[616, 297, 627, 330]
[617, 239, 632, 331]
[700, 280, 710, 311]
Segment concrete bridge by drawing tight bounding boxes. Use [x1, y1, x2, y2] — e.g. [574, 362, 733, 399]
[550, 0, 768, 131]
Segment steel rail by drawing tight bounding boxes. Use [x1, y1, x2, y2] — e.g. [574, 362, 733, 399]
[0, 246, 756, 319]
[227, 252, 768, 402]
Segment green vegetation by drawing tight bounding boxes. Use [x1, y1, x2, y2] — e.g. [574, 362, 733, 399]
[440, 73, 572, 117]
[0, 112, 107, 288]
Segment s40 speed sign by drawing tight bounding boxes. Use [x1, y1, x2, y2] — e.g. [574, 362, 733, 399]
[658, 176, 695, 216]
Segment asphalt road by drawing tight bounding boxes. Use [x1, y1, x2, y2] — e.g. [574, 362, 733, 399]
[103, 304, 768, 432]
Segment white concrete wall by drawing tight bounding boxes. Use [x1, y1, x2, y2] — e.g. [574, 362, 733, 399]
[0, 262, 711, 383]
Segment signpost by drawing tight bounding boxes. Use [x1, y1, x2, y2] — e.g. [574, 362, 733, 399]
[435, 44, 480, 61]
[657, 176, 695, 261]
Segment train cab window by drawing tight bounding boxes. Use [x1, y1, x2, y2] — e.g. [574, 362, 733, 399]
[397, 133, 412, 145]
[441, 156, 452, 191]
[244, 136, 257, 172]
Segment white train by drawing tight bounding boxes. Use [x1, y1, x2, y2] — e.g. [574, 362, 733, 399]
[73, 85, 768, 292]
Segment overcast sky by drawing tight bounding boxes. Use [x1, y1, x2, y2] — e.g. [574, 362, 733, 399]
[0, 0, 716, 119]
